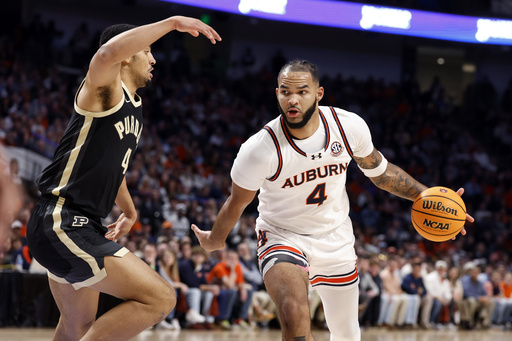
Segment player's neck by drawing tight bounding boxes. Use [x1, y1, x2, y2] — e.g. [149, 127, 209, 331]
[287, 112, 320, 140]
[120, 74, 138, 98]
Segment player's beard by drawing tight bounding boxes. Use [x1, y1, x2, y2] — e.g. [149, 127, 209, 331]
[278, 97, 317, 130]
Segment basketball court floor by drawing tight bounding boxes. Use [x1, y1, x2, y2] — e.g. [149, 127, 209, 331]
[0, 327, 510, 341]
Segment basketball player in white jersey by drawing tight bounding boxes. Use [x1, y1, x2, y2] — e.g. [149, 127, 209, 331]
[193, 59, 473, 341]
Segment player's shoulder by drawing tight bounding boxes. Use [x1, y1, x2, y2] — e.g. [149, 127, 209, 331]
[320, 105, 362, 120]
[236, 119, 280, 165]
[320, 105, 368, 127]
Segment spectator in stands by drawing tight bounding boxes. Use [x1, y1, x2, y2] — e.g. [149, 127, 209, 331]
[157, 248, 205, 329]
[207, 248, 253, 329]
[179, 236, 193, 261]
[490, 270, 511, 328]
[358, 257, 379, 323]
[401, 261, 433, 328]
[0, 147, 22, 256]
[360, 258, 382, 327]
[448, 266, 463, 325]
[379, 257, 408, 327]
[424, 260, 452, 327]
[170, 203, 190, 240]
[141, 242, 159, 272]
[460, 262, 495, 329]
[498, 272, 512, 327]
[178, 245, 218, 327]
[237, 242, 275, 327]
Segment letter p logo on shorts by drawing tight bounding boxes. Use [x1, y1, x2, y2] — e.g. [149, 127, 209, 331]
[72, 216, 89, 227]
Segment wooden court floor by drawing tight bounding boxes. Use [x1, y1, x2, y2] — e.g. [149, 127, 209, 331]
[0, 328, 510, 341]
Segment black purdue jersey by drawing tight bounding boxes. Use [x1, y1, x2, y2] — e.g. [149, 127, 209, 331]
[37, 81, 143, 218]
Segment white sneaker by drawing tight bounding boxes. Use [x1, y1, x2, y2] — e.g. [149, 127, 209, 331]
[171, 318, 181, 331]
[157, 319, 181, 330]
[186, 310, 206, 324]
[157, 320, 174, 330]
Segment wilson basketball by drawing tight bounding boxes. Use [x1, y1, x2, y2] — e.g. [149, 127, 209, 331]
[411, 186, 466, 242]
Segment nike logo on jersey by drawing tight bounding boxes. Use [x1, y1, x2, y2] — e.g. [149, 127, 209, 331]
[72, 216, 89, 227]
[281, 162, 349, 188]
[114, 115, 143, 143]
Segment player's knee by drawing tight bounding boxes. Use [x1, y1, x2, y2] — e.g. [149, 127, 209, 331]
[60, 314, 95, 337]
[278, 296, 307, 327]
[153, 282, 176, 320]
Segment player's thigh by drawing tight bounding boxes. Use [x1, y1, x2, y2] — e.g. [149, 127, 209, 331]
[264, 262, 309, 310]
[49, 278, 99, 324]
[89, 252, 174, 305]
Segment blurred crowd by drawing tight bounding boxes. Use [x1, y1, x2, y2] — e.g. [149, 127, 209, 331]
[1, 14, 512, 331]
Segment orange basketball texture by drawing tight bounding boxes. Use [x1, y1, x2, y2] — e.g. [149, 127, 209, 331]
[411, 186, 467, 242]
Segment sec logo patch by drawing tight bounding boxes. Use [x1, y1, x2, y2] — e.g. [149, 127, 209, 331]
[330, 141, 344, 157]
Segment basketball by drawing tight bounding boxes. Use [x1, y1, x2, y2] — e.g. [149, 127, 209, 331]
[411, 186, 467, 242]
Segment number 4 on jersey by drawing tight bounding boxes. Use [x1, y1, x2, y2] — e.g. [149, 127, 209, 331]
[307, 183, 328, 206]
[121, 148, 132, 174]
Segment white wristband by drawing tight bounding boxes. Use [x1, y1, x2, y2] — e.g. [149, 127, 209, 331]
[358, 152, 388, 178]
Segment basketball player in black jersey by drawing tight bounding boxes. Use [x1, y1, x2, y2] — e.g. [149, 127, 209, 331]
[26, 16, 221, 340]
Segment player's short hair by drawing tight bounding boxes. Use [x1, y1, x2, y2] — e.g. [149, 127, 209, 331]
[278, 59, 319, 85]
[99, 24, 137, 47]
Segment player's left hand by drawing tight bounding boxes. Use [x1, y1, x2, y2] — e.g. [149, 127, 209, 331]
[451, 188, 474, 240]
[105, 213, 135, 242]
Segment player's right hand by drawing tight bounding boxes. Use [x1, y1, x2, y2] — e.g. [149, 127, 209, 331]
[105, 213, 135, 242]
[191, 224, 225, 252]
[170, 16, 222, 44]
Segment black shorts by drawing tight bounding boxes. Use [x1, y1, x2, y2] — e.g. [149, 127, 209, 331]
[27, 196, 128, 290]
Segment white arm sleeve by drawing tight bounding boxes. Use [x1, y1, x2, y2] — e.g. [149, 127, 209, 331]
[230, 130, 278, 191]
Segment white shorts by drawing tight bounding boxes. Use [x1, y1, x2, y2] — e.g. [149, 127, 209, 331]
[256, 219, 358, 290]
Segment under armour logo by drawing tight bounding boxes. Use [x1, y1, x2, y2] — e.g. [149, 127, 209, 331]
[72, 216, 89, 227]
[311, 153, 322, 160]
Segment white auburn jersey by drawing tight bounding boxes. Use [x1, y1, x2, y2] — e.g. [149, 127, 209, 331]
[231, 106, 374, 235]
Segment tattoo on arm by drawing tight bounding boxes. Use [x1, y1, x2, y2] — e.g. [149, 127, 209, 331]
[353, 148, 427, 201]
[353, 148, 382, 169]
[370, 163, 427, 201]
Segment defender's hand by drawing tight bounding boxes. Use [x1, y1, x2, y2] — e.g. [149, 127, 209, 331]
[170, 16, 222, 44]
[105, 213, 135, 242]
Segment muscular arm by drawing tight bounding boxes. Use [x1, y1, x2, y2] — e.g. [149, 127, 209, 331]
[88, 17, 218, 85]
[114, 177, 137, 219]
[353, 148, 427, 201]
[105, 177, 137, 241]
[80, 16, 221, 111]
[192, 182, 257, 252]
